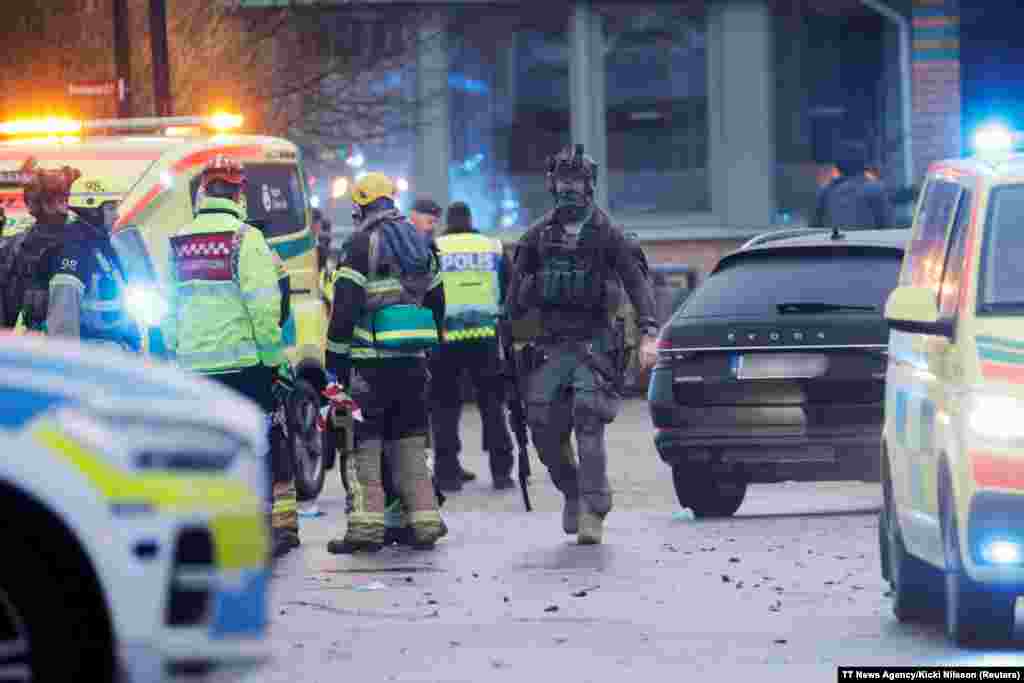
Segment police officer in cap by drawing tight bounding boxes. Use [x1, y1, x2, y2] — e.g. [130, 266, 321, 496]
[506, 145, 659, 544]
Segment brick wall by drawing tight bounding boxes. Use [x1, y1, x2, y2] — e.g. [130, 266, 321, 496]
[911, 0, 961, 179]
[643, 239, 746, 282]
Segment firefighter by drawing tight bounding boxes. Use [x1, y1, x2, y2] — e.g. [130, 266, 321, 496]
[324, 171, 446, 553]
[163, 155, 300, 558]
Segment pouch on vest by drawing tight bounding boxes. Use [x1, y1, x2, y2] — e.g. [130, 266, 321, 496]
[536, 225, 607, 313]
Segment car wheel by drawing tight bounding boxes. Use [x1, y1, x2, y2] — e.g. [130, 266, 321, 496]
[289, 379, 326, 501]
[941, 479, 1015, 646]
[672, 465, 747, 518]
[0, 537, 113, 681]
[883, 464, 942, 622]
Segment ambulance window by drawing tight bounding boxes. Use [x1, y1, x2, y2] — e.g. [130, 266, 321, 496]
[938, 191, 971, 318]
[903, 179, 961, 292]
[189, 163, 306, 239]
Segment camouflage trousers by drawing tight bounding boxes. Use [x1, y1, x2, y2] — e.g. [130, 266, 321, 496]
[524, 330, 621, 517]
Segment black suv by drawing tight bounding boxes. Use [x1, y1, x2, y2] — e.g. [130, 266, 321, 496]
[648, 228, 910, 517]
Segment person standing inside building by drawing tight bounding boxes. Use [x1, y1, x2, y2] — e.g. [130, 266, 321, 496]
[811, 140, 894, 230]
[430, 201, 516, 492]
[506, 145, 659, 545]
[163, 156, 300, 558]
[409, 197, 442, 240]
[324, 172, 447, 553]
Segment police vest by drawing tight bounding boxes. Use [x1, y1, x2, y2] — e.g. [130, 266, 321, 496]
[436, 232, 502, 343]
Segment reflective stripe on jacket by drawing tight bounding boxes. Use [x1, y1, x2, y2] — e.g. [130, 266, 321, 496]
[435, 232, 502, 343]
[164, 196, 284, 373]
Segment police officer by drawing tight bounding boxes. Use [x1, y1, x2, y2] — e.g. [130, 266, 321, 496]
[0, 160, 140, 351]
[409, 197, 442, 239]
[324, 172, 446, 553]
[431, 201, 515, 491]
[506, 145, 659, 545]
[163, 156, 300, 558]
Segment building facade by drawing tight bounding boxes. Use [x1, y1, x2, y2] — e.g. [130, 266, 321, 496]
[259, 0, 963, 277]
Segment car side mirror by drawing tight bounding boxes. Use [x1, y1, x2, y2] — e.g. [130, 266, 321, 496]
[885, 286, 953, 337]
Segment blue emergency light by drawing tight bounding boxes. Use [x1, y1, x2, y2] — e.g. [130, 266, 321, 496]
[972, 121, 1020, 156]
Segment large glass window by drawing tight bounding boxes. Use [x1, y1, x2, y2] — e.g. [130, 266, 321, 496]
[773, 1, 890, 225]
[598, 4, 708, 216]
[448, 7, 570, 232]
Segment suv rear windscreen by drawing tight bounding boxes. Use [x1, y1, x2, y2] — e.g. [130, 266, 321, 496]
[190, 163, 306, 239]
[679, 248, 903, 318]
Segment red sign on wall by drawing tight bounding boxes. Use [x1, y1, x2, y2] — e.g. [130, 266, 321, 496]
[68, 79, 126, 102]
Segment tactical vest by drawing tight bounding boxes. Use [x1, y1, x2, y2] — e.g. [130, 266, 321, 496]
[535, 222, 609, 314]
[0, 227, 63, 330]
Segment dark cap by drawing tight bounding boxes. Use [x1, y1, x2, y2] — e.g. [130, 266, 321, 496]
[412, 197, 442, 218]
[446, 201, 472, 232]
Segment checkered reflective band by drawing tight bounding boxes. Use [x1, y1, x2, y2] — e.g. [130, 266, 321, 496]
[170, 231, 235, 282]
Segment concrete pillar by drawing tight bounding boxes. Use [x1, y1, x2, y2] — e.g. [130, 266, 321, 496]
[708, 0, 776, 227]
[414, 11, 451, 208]
[569, 1, 608, 206]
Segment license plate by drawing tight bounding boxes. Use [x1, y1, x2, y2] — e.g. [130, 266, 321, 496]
[732, 353, 828, 380]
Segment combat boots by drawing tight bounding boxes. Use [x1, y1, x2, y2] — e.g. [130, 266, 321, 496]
[577, 499, 604, 545]
[562, 497, 579, 534]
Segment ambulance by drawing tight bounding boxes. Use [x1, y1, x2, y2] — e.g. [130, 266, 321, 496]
[0, 114, 332, 499]
[882, 122, 1024, 645]
[0, 333, 270, 680]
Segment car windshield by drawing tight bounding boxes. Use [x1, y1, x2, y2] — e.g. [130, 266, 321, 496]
[678, 248, 902, 318]
[979, 184, 1024, 313]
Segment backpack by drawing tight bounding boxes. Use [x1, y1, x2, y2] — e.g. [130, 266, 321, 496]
[362, 216, 440, 351]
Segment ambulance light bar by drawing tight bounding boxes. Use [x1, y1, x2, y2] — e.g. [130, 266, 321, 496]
[0, 112, 244, 139]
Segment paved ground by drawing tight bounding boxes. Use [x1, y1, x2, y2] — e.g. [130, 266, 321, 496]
[226, 400, 1024, 682]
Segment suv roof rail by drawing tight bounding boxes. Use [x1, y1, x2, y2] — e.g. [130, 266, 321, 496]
[740, 228, 830, 250]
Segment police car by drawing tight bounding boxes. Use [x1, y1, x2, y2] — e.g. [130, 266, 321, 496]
[0, 334, 270, 680]
[882, 122, 1024, 645]
[0, 114, 332, 501]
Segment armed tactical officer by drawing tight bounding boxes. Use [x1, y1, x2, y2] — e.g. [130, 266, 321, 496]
[0, 160, 140, 351]
[506, 145, 659, 544]
[163, 156, 300, 558]
[324, 172, 447, 554]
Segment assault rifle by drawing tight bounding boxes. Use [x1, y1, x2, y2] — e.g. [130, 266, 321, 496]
[498, 318, 533, 511]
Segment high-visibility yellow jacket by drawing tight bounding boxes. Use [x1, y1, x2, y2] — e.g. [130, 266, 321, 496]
[435, 230, 504, 343]
[164, 196, 284, 373]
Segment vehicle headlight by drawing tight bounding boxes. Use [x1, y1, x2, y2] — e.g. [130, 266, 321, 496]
[967, 394, 1024, 443]
[124, 285, 168, 328]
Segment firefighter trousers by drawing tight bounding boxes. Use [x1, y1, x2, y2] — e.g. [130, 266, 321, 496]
[341, 363, 444, 546]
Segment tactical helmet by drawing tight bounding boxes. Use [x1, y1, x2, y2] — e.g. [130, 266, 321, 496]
[351, 172, 397, 207]
[545, 144, 598, 197]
